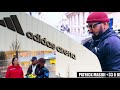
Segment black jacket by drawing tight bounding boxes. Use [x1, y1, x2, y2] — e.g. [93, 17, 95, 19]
[26, 65, 37, 76]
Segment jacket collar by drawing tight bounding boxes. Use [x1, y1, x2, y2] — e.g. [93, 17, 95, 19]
[92, 28, 116, 42]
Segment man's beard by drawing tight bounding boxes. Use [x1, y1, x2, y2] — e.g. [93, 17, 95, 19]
[92, 26, 104, 40]
[32, 63, 36, 65]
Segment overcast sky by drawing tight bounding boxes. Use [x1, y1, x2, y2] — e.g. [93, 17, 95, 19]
[27, 12, 66, 28]
[43, 12, 65, 24]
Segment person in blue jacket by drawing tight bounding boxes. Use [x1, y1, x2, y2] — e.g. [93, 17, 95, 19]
[85, 12, 120, 71]
[35, 58, 49, 78]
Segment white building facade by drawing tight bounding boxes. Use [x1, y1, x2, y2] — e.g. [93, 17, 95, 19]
[64, 12, 120, 36]
[107, 12, 120, 30]
[65, 12, 90, 36]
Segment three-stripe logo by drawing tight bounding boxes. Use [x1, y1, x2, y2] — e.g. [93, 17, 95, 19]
[0, 15, 24, 36]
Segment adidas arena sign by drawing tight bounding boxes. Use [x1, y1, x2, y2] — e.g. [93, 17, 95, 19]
[0, 15, 76, 60]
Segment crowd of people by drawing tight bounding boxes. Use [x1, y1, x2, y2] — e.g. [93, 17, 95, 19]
[5, 56, 49, 78]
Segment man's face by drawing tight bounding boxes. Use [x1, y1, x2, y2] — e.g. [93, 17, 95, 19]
[87, 22, 104, 36]
[38, 61, 45, 67]
[32, 60, 37, 65]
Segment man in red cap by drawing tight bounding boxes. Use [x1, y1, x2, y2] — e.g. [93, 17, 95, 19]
[85, 12, 120, 71]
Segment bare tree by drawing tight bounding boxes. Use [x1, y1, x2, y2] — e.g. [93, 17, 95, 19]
[10, 36, 21, 58]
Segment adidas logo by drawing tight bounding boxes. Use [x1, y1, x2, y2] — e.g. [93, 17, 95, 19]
[0, 15, 24, 36]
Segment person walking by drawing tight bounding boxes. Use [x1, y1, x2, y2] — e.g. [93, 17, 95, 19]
[26, 57, 37, 77]
[6, 57, 24, 78]
[35, 58, 49, 78]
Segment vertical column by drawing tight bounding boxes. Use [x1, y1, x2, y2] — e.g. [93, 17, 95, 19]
[74, 15, 76, 25]
[80, 12, 83, 36]
[113, 13, 117, 30]
[78, 13, 80, 26]
[78, 13, 80, 34]
[69, 16, 71, 32]
[70, 15, 72, 32]
[72, 15, 74, 32]
[76, 13, 78, 26]
[117, 12, 120, 30]
[69, 16, 70, 26]
[75, 13, 78, 34]
[74, 14, 75, 34]
[83, 12, 85, 35]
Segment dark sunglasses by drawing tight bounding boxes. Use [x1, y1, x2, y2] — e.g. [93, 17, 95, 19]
[87, 22, 101, 29]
